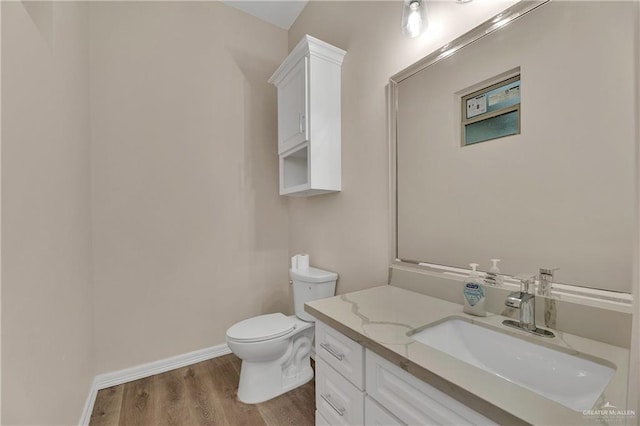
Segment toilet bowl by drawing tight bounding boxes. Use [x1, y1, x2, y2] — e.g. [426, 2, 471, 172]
[226, 266, 338, 404]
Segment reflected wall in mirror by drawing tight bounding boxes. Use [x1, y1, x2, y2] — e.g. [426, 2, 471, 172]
[393, 1, 637, 293]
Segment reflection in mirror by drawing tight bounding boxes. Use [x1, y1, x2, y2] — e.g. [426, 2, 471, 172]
[393, 1, 637, 293]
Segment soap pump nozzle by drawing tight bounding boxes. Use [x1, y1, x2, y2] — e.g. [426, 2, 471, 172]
[490, 259, 500, 271]
[467, 263, 483, 285]
[487, 258, 504, 286]
[469, 263, 480, 276]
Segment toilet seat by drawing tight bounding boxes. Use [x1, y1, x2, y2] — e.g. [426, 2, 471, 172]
[226, 313, 295, 343]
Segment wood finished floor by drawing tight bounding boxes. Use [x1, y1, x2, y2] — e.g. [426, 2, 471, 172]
[90, 354, 315, 426]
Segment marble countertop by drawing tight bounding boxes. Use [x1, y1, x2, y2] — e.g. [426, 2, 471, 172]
[305, 285, 630, 426]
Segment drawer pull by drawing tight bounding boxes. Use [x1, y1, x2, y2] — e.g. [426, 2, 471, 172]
[320, 392, 345, 417]
[320, 343, 344, 361]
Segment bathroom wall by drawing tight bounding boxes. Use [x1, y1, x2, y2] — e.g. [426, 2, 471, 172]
[1, 2, 93, 424]
[89, 2, 290, 374]
[287, 0, 517, 295]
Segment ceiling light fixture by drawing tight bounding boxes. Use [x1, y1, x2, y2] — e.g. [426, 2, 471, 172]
[401, 0, 428, 38]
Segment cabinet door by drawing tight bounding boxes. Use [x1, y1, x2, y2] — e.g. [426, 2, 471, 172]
[277, 56, 308, 154]
[366, 350, 497, 426]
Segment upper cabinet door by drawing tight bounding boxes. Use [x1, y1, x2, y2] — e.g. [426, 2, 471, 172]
[277, 56, 308, 155]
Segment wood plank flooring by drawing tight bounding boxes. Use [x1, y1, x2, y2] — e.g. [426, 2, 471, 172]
[90, 354, 315, 426]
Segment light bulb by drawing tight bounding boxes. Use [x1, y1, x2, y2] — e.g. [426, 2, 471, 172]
[402, 0, 428, 38]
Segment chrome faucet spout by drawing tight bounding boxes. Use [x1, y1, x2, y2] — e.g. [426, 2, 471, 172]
[503, 273, 554, 337]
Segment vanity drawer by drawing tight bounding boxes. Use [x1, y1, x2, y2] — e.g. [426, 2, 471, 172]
[316, 357, 365, 425]
[316, 321, 364, 389]
[365, 350, 497, 426]
[365, 396, 404, 426]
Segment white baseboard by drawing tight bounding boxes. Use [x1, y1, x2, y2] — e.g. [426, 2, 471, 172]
[79, 377, 99, 426]
[94, 343, 231, 390]
[79, 343, 231, 425]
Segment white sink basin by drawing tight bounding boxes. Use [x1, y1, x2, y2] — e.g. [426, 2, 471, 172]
[409, 318, 615, 411]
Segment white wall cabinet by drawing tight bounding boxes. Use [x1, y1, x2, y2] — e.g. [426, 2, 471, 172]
[315, 321, 498, 426]
[269, 35, 345, 196]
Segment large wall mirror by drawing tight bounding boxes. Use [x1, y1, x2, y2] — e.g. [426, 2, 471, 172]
[392, 0, 638, 293]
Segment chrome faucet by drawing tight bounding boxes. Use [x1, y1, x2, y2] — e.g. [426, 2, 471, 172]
[503, 273, 554, 337]
[505, 273, 537, 330]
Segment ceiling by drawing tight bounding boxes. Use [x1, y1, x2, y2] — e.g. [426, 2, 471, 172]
[222, 1, 309, 30]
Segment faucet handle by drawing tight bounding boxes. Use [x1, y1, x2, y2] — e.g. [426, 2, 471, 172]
[515, 273, 536, 293]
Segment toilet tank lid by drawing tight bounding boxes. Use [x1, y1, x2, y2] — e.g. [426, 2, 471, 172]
[290, 267, 338, 283]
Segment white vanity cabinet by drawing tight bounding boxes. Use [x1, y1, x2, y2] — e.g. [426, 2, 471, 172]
[269, 35, 345, 197]
[315, 321, 497, 426]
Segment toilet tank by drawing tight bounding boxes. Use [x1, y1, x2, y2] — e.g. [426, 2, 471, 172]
[290, 267, 338, 322]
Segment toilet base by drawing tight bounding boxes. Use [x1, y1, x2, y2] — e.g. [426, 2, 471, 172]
[236, 325, 315, 404]
[237, 360, 314, 404]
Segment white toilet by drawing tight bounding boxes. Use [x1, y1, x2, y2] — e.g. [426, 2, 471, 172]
[226, 266, 338, 404]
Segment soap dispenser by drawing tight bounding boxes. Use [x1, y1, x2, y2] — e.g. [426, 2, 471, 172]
[485, 258, 504, 286]
[463, 263, 487, 317]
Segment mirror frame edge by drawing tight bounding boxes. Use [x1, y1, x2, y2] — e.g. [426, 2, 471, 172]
[387, 1, 550, 269]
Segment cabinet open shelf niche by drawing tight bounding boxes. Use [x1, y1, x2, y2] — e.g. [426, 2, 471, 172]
[281, 144, 309, 195]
